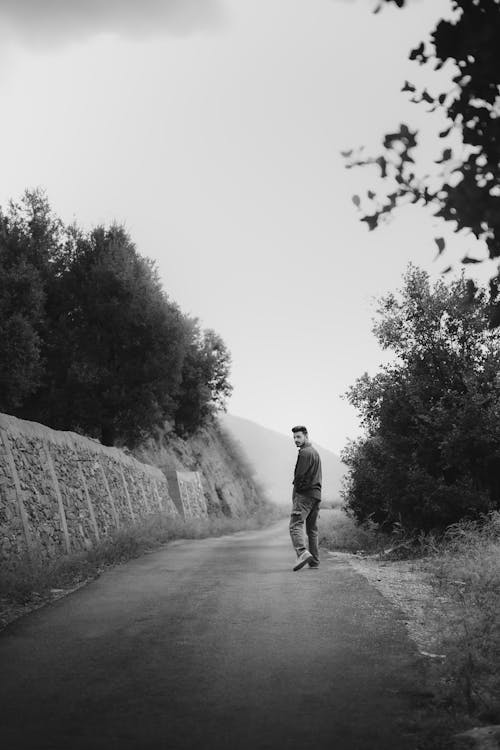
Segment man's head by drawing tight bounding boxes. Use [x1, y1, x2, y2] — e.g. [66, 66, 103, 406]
[292, 425, 308, 448]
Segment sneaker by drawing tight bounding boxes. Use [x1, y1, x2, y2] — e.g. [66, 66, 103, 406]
[308, 563, 320, 569]
[293, 551, 314, 571]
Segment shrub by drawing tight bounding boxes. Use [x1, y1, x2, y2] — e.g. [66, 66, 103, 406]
[343, 267, 500, 533]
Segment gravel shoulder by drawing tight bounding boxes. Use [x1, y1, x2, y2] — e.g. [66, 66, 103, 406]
[325, 550, 446, 658]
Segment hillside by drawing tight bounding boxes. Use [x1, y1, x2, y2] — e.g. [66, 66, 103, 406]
[133, 420, 266, 518]
[219, 413, 345, 506]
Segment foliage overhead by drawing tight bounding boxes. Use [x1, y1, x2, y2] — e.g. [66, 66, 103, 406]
[345, 0, 500, 302]
[342, 265, 500, 532]
[0, 190, 232, 446]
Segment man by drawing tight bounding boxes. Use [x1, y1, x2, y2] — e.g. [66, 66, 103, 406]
[289, 425, 322, 571]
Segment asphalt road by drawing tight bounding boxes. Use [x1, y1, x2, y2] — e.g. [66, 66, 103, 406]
[0, 520, 432, 750]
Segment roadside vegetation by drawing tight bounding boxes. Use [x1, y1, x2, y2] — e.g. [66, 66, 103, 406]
[424, 513, 500, 723]
[320, 509, 500, 726]
[0, 189, 232, 446]
[343, 266, 500, 534]
[320, 267, 500, 727]
[319, 507, 391, 554]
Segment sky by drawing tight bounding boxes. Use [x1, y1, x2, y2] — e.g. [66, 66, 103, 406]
[0, 0, 495, 454]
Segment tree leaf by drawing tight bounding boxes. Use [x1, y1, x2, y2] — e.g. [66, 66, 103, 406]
[409, 42, 425, 61]
[434, 237, 446, 255]
[439, 126, 452, 138]
[376, 156, 388, 178]
[435, 148, 452, 163]
[402, 80, 416, 93]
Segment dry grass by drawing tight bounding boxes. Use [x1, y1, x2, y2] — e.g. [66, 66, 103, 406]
[422, 514, 500, 722]
[319, 506, 391, 554]
[319, 506, 500, 724]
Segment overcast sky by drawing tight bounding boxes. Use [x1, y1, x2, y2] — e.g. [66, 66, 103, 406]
[0, 0, 494, 455]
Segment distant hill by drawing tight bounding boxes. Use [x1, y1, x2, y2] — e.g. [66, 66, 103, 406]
[218, 413, 345, 506]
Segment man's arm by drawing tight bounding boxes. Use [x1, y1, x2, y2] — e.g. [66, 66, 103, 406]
[293, 449, 313, 491]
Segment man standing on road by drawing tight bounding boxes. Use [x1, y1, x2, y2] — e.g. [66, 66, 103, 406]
[289, 425, 322, 571]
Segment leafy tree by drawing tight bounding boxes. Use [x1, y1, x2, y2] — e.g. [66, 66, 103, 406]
[345, 1, 500, 316]
[0, 189, 64, 411]
[174, 322, 233, 435]
[0, 251, 44, 411]
[1, 190, 234, 446]
[343, 265, 500, 532]
[37, 224, 188, 446]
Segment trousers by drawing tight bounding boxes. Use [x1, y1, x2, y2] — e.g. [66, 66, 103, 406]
[289, 490, 320, 565]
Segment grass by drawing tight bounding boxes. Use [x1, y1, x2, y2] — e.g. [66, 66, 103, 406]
[319, 506, 392, 554]
[0, 504, 283, 609]
[422, 513, 500, 723]
[319, 505, 500, 725]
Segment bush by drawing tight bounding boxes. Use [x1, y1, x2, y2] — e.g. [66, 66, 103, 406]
[343, 266, 500, 533]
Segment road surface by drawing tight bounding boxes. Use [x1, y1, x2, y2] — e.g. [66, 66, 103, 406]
[0, 521, 432, 749]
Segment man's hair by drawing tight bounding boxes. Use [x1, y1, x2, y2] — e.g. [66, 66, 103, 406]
[292, 425, 308, 436]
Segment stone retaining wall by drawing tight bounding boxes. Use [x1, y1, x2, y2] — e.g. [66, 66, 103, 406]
[166, 470, 208, 519]
[0, 414, 207, 562]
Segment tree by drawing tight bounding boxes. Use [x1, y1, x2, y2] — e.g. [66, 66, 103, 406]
[174, 323, 233, 435]
[36, 224, 188, 446]
[343, 265, 500, 532]
[0, 251, 45, 411]
[345, 1, 500, 317]
[0, 190, 234, 446]
[0, 189, 65, 412]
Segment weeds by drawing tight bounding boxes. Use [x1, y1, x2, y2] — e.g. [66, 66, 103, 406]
[423, 513, 500, 722]
[319, 506, 500, 723]
[318, 507, 392, 554]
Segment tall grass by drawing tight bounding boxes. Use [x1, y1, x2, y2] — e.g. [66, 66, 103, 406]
[319, 506, 500, 722]
[424, 513, 500, 721]
[319, 507, 392, 554]
[0, 505, 282, 608]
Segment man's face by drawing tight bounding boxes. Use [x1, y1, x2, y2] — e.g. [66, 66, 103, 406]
[293, 431, 307, 448]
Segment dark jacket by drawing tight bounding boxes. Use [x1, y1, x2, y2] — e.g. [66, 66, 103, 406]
[293, 442, 322, 500]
